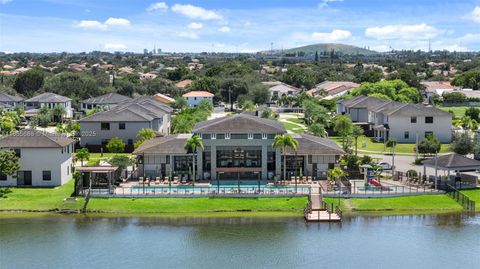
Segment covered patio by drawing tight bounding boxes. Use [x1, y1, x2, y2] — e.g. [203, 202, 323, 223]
[75, 166, 119, 195]
[423, 153, 479, 189]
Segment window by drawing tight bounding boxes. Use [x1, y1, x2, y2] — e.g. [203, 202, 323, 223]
[425, 131, 433, 138]
[119, 123, 126, 130]
[404, 131, 410, 139]
[253, 134, 262, 139]
[425, 117, 433, 124]
[410, 116, 417, 123]
[165, 155, 170, 164]
[101, 139, 108, 145]
[0, 173, 7, 181]
[101, 122, 110, 130]
[67, 145, 70, 154]
[308, 155, 313, 164]
[230, 134, 247, 139]
[202, 134, 211, 140]
[216, 133, 225, 139]
[14, 149, 21, 158]
[42, 171, 51, 181]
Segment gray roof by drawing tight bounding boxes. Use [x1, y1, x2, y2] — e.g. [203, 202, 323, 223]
[285, 133, 345, 155]
[26, 92, 71, 103]
[79, 96, 173, 122]
[81, 92, 132, 105]
[193, 113, 286, 133]
[0, 92, 24, 102]
[133, 134, 192, 154]
[345, 96, 389, 109]
[423, 153, 480, 170]
[0, 129, 75, 148]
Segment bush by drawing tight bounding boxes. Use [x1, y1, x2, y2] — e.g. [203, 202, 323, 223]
[106, 137, 125, 153]
[414, 158, 425, 165]
[406, 169, 418, 178]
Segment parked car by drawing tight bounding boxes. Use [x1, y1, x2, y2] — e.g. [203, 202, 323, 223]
[377, 162, 392, 170]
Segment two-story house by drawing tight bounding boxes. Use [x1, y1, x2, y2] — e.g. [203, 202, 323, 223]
[262, 81, 300, 101]
[182, 91, 214, 107]
[79, 92, 132, 112]
[79, 97, 173, 148]
[338, 95, 452, 143]
[25, 92, 73, 119]
[0, 129, 75, 187]
[133, 113, 344, 181]
[0, 92, 24, 109]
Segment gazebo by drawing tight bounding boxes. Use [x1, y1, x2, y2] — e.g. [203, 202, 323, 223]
[75, 166, 119, 195]
[423, 153, 480, 189]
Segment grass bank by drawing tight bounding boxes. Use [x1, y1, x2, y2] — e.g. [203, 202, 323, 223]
[461, 189, 480, 212]
[438, 106, 469, 118]
[342, 195, 463, 215]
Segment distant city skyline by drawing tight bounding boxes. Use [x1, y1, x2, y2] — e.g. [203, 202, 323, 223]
[1, 0, 480, 53]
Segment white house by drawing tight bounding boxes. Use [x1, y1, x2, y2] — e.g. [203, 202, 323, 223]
[0, 129, 75, 187]
[0, 92, 24, 109]
[182, 91, 214, 107]
[25, 92, 73, 119]
[79, 96, 173, 147]
[338, 95, 452, 143]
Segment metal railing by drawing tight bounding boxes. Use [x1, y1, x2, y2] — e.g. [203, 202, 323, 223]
[347, 180, 439, 196]
[81, 185, 312, 197]
[446, 184, 476, 212]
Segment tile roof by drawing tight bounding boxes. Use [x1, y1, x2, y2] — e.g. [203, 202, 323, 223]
[81, 92, 132, 105]
[133, 134, 192, 154]
[193, 113, 286, 133]
[79, 96, 173, 122]
[26, 92, 71, 103]
[285, 133, 345, 155]
[175, 79, 193, 89]
[0, 129, 75, 148]
[182, 91, 215, 98]
[0, 92, 24, 102]
[422, 153, 480, 169]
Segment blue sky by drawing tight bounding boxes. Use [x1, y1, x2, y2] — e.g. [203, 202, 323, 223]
[1, 0, 480, 53]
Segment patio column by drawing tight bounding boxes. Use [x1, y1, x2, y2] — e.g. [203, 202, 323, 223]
[210, 145, 217, 180]
[197, 147, 203, 180]
[261, 145, 268, 180]
[275, 148, 281, 180]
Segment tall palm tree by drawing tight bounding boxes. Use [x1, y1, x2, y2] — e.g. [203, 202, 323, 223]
[272, 134, 298, 181]
[184, 134, 204, 186]
[352, 125, 364, 156]
[51, 105, 66, 123]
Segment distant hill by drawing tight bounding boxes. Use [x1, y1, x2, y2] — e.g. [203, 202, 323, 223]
[282, 43, 379, 56]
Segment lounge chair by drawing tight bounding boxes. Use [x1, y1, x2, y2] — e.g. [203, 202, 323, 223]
[155, 177, 161, 185]
[138, 177, 144, 184]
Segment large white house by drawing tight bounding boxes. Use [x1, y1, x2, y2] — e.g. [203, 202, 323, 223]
[182, 91, 214, 107]
[79, 96, 173, 147]
[25, 92, 73, 119]
[0, 129, 75, 187]
[337, 95, 452, 143]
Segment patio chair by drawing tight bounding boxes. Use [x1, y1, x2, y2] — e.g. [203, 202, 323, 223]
[155, 177, 161, 185]
[138, 177, 144, 184]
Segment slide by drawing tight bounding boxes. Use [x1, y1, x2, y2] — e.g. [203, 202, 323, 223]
[370, 179, 383, 189]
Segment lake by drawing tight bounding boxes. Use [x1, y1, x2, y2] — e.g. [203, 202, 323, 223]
[1, 213, 479, 269]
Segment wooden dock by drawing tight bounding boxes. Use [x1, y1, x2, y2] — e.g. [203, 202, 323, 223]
[304, 186, 342, 222]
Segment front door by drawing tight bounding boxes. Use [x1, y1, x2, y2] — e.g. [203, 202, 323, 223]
[17, 171, 32, 186]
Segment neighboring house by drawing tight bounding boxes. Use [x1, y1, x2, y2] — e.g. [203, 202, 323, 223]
[25, 92, 73, 119]
[337, 95, 452, 143]
[307, 81, 359, 100]
[0, 129, 75, 187]
[421, 81, 458, 103]
[153, 93, 175, 104]
[182, 91, 214, 107]
[134, 113, 344, 181]
[262, 81, 300, 101]
[0, 92, 24, 108]
[175, 79, 193, 89]
[79, 92, 132, 112]
[79, 97, 173, 147]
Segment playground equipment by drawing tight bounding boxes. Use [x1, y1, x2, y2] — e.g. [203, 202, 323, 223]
[360, 164, 389, 191]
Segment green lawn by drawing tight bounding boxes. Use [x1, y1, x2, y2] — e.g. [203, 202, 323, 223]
[438, 106, 469, 118]
[345, 195, 463, 214]
[331, 136, 451, 154]
[0, 180, 83, 211]
[461, 189, 480, 212]
[88, 153, 132, 161]
[282, 122, 305, 134]
[284, 118, 304, 125]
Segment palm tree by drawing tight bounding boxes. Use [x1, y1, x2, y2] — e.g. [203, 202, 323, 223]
[184, 134, 204, 186]
[272, 134, 298, 181]
[334, 115, 353, 152]
[386, 138, 397, 176]
[352, 125, 364, 156]
[327, 167, 344, 190]
[51, 105, 66, 123]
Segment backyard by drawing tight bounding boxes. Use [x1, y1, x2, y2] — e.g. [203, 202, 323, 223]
[438, 106, 469, 118]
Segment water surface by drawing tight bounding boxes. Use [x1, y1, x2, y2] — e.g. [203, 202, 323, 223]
[1, 213, 479, 269]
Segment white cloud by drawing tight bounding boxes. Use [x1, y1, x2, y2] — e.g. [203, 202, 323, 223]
[178, 32, 199, 39]
[294, 29, 351, 43]
[365, 23, 442, 40]
[0, 0, 13, 4]
[75, 18, 130, 30]
[187, 22, 203, 30]
[104, 18, 131, 27]
[218, 26, 231, 33]
[172, 4, 222, 20]
[76, 20, 107, 30]
[147, 2, 168, 12]
[459, 33, 480, 43]
[104, 43, 127, 50]
[244, 21, 252, 27]
[465, 6, 480, 23]
[318, 0, 343, 8]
